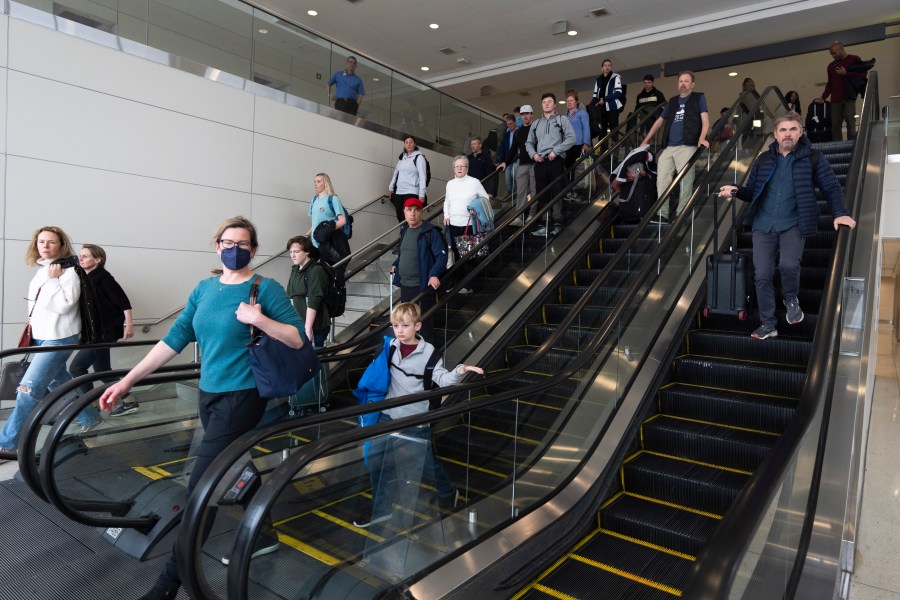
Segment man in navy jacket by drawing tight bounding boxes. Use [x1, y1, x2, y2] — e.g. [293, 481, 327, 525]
[719, 112, 856, 340]
[392, 198, 448, 340]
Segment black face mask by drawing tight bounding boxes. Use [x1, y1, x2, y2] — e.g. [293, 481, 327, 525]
[221, 246, 252, 270]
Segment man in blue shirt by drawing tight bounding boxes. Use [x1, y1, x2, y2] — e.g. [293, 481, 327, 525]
[718, 113, 856, 340]
[327, 56, 365, 116]
[641, 71, 710, 221]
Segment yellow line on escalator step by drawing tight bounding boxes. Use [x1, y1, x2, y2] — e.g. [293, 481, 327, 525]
[598, 528, 695, 560]
[132, 466, 165, 480]
[467, 424, 539, 445]
[274, 530, 343, 566]
[311, 509, 386, 541]
[688, 352, 802, 369]
[660, 414, 780, 436]
[623, 492, 722, 520]
[673, 381, 796, 401]
[570, 553, 682, 596]
[440, 456, 506, 478]
[642, 450, 753, 475]
[531, 584, 578, 600]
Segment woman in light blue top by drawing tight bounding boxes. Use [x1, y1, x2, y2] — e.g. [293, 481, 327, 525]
[307, 172, 348, 249]
[100, 216, 305, 600]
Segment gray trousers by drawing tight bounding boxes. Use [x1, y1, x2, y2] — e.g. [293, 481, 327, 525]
[514, 163, 536, 216]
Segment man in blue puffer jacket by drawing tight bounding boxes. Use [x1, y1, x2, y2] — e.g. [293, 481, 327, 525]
[719, 112, 856, 340]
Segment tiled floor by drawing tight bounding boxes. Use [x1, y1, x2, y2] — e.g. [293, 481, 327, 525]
[850, 325, 900, 600]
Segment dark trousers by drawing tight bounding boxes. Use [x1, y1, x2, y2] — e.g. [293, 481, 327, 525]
[830, 99, 856, 141]
[334, 98, 359, 116]
[533, 157, 566, 221]
[752, 226, 805, 327]
[157, 388, 268, 589]
[400, 284, 436, 342]
[599, 109, 621, 145]
[69, 329, 123, 395]
[391, 193, 419, 222]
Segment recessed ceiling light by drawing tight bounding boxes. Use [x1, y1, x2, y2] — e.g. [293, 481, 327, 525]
[728, 72, 738, 77]
[429, 23, 439, 29]
[567, 30, 577, 36]
[258, 28, 268, 34]
[558, 100, 566, 104]
[307, 10, 317, 16]
[421, 66, 430, 71]
[372, 77, 380, 82]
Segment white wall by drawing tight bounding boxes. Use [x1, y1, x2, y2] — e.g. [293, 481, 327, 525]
[0, 14, 450, 350]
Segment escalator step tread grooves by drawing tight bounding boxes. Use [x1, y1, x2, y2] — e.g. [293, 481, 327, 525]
[524, 324, 598, 349]
[674, 356, 805, 397]
[657, 385, 796, 433]
[623, 453, 750, 515]
[575, 268, 630, 286]
[506, 347, 580, 374]
[558, 286, 623, 305]
[641, 417, 778, 472]
[700, 309, 819, 337]
[686, 330, 812, 366]
[543, 305, 612, 326]
[586, 252, 651, 270]
[529, 557, 680, 600]
[601, 494, 716, 557]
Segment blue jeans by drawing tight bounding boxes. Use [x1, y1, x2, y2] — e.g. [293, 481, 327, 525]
[752, 226, 805, 327]
[367, 413, 455, 520]
[0, 333, 100, 449]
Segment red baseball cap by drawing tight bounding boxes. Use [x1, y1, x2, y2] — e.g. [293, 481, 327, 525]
[404, 198, 424, 210]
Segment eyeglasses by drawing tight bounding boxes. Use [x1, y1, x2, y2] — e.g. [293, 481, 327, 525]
[219, 239, 253, 250]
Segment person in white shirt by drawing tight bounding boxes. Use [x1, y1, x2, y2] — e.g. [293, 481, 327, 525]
[444, 156, 489, 294]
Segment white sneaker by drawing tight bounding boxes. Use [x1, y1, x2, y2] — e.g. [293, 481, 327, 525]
[532, 225, 548, 237]
[511, 217, 524, 227]
[457, 287, 472, 295]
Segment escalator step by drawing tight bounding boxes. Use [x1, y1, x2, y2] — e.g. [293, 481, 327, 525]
[801, 248, 834, 268]
[506, 346, 578, 374]
[523, 548, 681, 600]
[558, 286, 622, 306]
[543, 530, 693, 599]
[686, 330, 812, 366]
[601, 493, 716, 557]
[673, 356, 805, 398]
[574, 268, 630, 286]
[612, 222, 672, 239]
[524, 324, 598, 350]
[641, 415, 779, 472]
[622, 452, 750, 515]
[488, 373, 577, 401]
[658, 383, 796, 434]
[586, 252, 651, 271]
[543, 304, 612, 327]
[699, 307, 819, 338]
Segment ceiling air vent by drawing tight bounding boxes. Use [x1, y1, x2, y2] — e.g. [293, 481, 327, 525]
[53, 3, 116, 33]
[590, 7, 609, 17]
[439, 47, 457, 55]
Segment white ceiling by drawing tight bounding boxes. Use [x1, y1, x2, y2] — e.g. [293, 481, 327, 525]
[249, 0, 899, 109]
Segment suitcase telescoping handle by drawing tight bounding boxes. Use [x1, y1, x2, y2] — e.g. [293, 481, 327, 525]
[709, 189, 739, 312]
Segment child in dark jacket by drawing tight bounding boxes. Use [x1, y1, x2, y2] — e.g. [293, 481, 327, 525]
[355, 302, 482, 533]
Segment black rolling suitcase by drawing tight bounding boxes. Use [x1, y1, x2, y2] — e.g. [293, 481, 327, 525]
[704, 191, 751, 320]
[617, 177, 657, 222]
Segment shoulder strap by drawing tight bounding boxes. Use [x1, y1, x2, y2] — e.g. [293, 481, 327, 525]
[248, 275, 264, 340]
[326, 195, 336, 215]
[424, 349, 442, 390]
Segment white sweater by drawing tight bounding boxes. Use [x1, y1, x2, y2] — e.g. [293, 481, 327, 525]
[26, 259, 81, 340]
[444, 175, 488, 227]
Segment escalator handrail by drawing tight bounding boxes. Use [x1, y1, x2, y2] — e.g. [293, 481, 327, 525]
[37, 368, 201, 527]
[313, 104, 666, 357]
[681, 75, 878, 599]
[187, 90, 776, 599]
[17, 362, 199, 501]
[0, 338, 160, 362]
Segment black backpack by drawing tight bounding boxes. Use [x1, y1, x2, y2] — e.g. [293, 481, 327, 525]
[413, 154, 432, 186]
[325, 196, 353, 239]
[304, 260, 347, 319]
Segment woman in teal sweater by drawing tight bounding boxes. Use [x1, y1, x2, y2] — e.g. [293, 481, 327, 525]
[100, 216, 305, 600]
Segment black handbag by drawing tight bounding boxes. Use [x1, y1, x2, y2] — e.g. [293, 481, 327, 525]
[0, 358, 30, 400]
[246, 276, 321, 399]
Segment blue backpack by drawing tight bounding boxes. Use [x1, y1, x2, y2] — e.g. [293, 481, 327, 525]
[326, 196, 353, 239]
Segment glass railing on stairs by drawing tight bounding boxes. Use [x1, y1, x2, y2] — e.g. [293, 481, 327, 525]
[7, 0, 501, 155]
[162, 89, 784, 598]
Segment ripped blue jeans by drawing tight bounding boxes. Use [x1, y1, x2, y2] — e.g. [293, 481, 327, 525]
[0, 334, 100, 449]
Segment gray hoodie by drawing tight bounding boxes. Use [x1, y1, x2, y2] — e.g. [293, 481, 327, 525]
[389, 150, 427, 197]
[384, 337, 463, 420]
[526, 113, 576, 159]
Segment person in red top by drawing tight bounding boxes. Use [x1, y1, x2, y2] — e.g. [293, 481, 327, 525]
[815, 41, 867, 141]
